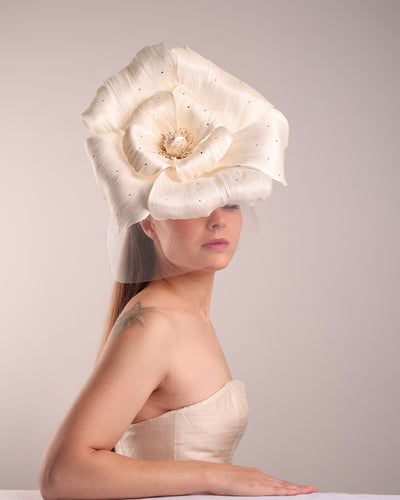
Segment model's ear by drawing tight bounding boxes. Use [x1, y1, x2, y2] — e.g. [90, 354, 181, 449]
[140, 216, 156, 240]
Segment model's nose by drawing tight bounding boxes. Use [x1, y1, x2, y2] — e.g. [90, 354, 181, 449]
[207, 208, 227, 229]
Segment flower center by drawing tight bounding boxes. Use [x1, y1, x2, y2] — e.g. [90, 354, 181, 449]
[159, 127, 195, 159]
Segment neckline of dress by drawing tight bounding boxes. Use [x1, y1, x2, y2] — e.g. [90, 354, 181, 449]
[129, 379, 244, 427]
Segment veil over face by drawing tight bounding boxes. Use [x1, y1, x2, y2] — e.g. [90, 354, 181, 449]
[82, 43, 289, 283]
[142, 205, 243, 277]
[107, 205, 243, 284]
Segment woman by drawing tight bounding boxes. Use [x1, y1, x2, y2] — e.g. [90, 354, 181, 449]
[38, 43, 318, 499]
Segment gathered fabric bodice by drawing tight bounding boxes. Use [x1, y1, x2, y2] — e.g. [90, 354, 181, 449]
[114, 379, 249, 464]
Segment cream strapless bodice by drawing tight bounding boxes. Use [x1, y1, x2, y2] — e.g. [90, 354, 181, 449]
[114, 379, 249, 464]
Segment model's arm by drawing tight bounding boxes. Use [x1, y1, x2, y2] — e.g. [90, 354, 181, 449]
[38, 304, 208, 500]
[38, 302, 317, 499]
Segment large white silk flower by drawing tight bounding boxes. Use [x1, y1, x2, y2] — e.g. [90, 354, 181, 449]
[81, 43, 289, 233]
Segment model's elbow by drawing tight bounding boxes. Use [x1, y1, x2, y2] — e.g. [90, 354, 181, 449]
[38, 454, 76, 500]
[37, 459, 59, 500]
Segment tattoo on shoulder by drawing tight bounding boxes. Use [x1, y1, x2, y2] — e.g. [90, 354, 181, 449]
[111, 301, 155, 337]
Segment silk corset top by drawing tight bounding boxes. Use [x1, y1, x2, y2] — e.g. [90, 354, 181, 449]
[114, 379, 249, 464]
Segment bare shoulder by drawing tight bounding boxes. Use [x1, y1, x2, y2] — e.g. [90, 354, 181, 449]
[111, 300, 163, 336]
[107, 295, 179, 350]
[41, 297, 180, 459]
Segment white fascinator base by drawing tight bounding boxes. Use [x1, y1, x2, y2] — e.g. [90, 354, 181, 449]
[82, 43, 289, 235]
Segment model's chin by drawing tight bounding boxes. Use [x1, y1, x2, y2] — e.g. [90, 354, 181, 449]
[207, 254, 234, 271]
[157, 250, 236, 277]
[213, 262, 230, 272]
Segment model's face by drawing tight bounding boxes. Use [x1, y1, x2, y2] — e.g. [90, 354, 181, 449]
[143, 205, 243, 276]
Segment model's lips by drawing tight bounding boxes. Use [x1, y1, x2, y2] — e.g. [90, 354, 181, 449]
[202, 238, 229, 249]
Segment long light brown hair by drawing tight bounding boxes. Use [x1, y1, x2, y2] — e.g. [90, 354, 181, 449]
[95, 222, 155, 361]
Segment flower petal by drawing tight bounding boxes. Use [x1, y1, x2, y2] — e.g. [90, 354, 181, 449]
[172, 84, 222, 143]
[175, 126, 233, 181]
[81, 43, 179, 133]
[123, 91, 177, 175]
[216, 166, 273, 205]
[123, 141, 174, 176]
[126, 91, 178, 140]
[216, 108, 289, 185]
[171, 46, 273, 133]
[86, 132, 154, 232]
[148, 165, 272, 220]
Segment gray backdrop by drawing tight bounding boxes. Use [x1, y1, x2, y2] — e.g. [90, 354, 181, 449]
[1, 0, 399, 493]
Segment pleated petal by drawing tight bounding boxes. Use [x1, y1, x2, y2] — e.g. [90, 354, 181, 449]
[148, 166, 272, 221]
[148, 168, 225, 220]
[125, 91, 178, 139]
[171, 46, 273, 133]
[174, 126, 233, 181]
[217, 166, 273, 205]
[216, 108, 289, 185]
[85, 132, 154, 232]
[81, 43, 179, 133]
[123, 91, 177, 174]
[123, 142, 174, 177]
[172, 85, 223, 143]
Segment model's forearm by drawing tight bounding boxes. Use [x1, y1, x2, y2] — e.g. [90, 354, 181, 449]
[39, 448, 214, 500]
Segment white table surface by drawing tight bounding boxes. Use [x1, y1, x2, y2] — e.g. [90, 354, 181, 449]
[1, 492, 399, 500]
